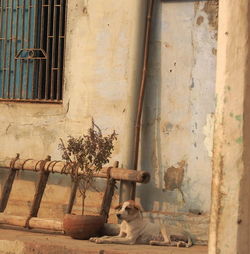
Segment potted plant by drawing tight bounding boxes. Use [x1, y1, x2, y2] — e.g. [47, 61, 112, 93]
[58, 120, 117, 239]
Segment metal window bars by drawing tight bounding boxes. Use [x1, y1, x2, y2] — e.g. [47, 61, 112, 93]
[0, 0, 66, 103]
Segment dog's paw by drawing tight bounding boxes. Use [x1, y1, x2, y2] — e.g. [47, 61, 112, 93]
[89, 237, 105, 244]
[89, 237, 98, 243]
[177, 241, 192, 248]
[149, 240, 171, 246]
[94, 238, 105, 244]
[149, 240, 157, 245]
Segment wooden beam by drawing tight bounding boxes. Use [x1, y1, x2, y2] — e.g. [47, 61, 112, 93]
[0, 169, 17, 212]
[100, 161, 119, 222]
[65, 180, 78, 214]
[0, 154, 20, 212]
[0, 158, 150, 183]
[27, 158, 51, 220]
[0, 213, 63, 231]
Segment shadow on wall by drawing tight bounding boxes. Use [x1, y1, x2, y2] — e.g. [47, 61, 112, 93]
[137, 0, 164, 212]
[137, 0, 216, 214]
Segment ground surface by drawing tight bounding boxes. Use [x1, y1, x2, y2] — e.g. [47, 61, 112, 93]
[0, 227, 208, 254]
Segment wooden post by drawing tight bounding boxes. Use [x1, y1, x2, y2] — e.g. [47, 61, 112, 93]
[25, 156, 51, 227]
[65, 180, 78, 214]
[0, 154, 20, 212]
[100, 161, 119, 222]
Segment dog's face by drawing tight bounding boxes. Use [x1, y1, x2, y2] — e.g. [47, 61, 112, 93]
[115, 200, 143, 222]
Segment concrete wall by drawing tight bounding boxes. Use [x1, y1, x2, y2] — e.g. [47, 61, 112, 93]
[0, 0, 218, 242]
[209, 0, 250, 253]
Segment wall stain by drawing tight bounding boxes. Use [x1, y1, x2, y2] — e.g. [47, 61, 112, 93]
[212, 48, 217, 55]
[164, 42, 172, 48]
[196, 16, 204, 26]
[162, 122, 173, 135]
[235, 115, 243, 122]
[5, 123, 12, 134]
[83, 7, 88, 16]
[164, 160, 186, 202]
[82, 0, 89, 16]
[190, 78, 195, 90]
[164, 160, 185, 191]
[236, 136, 243, 144]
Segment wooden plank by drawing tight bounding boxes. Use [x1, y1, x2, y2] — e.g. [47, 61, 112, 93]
[100, 161, 119, 222]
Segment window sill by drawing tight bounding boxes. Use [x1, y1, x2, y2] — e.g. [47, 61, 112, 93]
[0, 98, 63, 104]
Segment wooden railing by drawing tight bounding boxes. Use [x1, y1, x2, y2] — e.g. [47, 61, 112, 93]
[0, 154, 150, 232]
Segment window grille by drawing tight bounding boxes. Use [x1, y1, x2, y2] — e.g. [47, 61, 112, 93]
[0, 0, 66, 103]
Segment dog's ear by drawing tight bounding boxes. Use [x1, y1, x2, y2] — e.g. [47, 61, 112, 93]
[134, 203, 143, 212]
[126, 200, 143, 212]
[114, 203, 122, 210]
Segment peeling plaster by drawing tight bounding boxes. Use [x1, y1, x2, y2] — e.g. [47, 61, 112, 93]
[164, 160, 187, 203]
[203, 113, 215, 158]
[164, 160, 186, 191]
[202, 1, 219, 31]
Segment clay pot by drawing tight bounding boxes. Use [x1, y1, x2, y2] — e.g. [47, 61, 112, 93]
[63, 214, 105, 240]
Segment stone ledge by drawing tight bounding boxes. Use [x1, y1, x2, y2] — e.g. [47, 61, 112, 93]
[0, 228, 207, 254]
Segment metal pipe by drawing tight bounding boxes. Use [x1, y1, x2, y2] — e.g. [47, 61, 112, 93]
[38, 0, 45, 99]
[56, 0, 64, 100]
[25, 0, 32, 99]
[32, 0, 39, 98]
[2, 0, 9, 97]
[0, 0, 3, 97]
[13, 0, 20, 98]
[45, 0, 53, 99]
[50, 0, 57, 99]
[19, 0, 26, 99]
[7, 0, 14, 98]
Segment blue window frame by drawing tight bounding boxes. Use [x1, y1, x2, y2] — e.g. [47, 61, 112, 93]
[0, 0, 66, 102]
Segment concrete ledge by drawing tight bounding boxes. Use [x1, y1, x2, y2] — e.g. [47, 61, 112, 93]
[0, 228, 207, 254]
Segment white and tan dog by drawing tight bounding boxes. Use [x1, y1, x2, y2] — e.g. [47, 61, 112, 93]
[90, 200, 192, 247]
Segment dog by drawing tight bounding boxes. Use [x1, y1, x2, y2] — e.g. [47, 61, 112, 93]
[89, 200, 192, 247]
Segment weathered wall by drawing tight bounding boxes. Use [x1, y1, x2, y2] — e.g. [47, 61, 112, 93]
[135, 0, 218, 242]
[138, 0, 217, 212]
[0, 0, 217, 242]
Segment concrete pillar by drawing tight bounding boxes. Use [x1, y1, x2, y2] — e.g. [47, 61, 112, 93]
[209, 0, 250, 254]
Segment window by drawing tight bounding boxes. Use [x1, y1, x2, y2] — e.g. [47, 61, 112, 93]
[0, 0, 66, 103]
